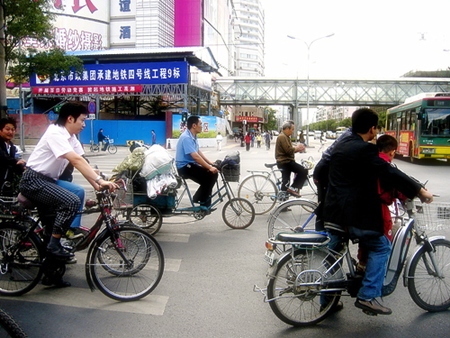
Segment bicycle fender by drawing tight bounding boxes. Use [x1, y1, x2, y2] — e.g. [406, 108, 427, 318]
[266, 250, 291, 279]
[84, 228, 110, 292]
[402, 235, 446, 287]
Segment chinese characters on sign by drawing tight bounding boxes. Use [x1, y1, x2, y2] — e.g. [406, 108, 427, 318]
[32, 85, 143, 95]
[54, 0, 98, 14]
[31, 62, 189, 95]
[119, 0, 131, 12]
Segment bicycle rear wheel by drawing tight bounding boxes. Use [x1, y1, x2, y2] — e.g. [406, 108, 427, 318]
[107, 145, 117, 154]
[90, 144, 99, 152]
[268, 199, 318, 238]
[267, 248, 341, 326]
[128, 204, 163, 235]
[0, 223, 44, 296]
[88, 227, 164, 301]
[238, 174, 277, 215]
[407, 239, 450, 312]
[222, 198, 255, 229]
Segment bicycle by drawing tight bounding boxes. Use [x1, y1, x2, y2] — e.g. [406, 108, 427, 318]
[115, 163, 256, 233]
[90, 136, 117, 154]
[0, 308, 27, 338]
[255, 198, 450, 326]
[0, 186, 164, 302]
[237, 157, 317, 215]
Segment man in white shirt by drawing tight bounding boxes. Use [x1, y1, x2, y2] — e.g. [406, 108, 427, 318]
[20, 102, 117, 262]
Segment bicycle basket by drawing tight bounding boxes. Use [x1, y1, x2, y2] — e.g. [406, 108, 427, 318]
[222, 164, 240, 182]
[414, 202, 450, 232]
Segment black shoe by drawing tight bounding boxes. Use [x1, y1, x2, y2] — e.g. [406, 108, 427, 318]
[355, 298, 392, 315]
[47, 246, 75, 259]
[42, 276, 71, 288]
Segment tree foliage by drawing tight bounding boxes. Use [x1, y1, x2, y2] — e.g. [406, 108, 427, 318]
[3, 0, 83, 83]
[264, 107, 277, 131]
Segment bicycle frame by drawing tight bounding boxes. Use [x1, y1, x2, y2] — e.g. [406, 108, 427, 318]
[174, 171, 236, 213]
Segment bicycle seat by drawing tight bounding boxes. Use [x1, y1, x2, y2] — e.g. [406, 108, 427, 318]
[264, 163, 277, 169]
[17, 193, 35, 209]
[277, 232, 328, 244]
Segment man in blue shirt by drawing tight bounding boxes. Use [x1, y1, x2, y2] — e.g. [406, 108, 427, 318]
[176, 115, 219, 206]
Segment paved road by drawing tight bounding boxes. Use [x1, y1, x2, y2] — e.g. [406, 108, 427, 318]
[2, 138, 450, 337]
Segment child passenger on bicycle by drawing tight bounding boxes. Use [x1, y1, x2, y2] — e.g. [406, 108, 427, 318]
[356, 134, 407, 273]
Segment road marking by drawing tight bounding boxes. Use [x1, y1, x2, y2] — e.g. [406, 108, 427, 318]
[0, 289, 169, 315]
[164, 258, 182, 272]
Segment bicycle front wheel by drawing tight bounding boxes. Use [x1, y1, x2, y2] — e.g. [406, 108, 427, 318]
[238, 174, 277, 215]
[267, 248, 341, 326]
[107, 144, 117, 154]
[128, 204, 163, 235]
[268, 199, 318, 239]
[222, 198, 255, 229]
[0, 308, 27, 338]
[407, 238, 450, 312]
[0, 223, 44, 296]
[88, 227, 164, 301]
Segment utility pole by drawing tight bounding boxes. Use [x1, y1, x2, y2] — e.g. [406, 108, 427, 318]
[0, 1, 8, 118]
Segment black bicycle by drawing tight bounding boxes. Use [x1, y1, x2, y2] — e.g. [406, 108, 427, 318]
[0, 188, 164, 302]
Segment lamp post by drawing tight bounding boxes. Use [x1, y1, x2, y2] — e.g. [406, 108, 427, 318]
[287, 33, 335, 146]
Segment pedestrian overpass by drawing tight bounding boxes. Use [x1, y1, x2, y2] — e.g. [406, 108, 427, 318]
[215, 77, 450, 107]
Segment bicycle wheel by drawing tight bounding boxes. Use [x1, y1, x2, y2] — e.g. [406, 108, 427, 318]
[0, 223, 44, 296]
[107, 144, 117, 154]
[300, 177, 318, 208]
[88, 227, 164, 301]
[268, 199, 318, 239]
[0, 308, 27, 338]
[267, 248, 341, 326]
[90, 144, 99, 152]
[407, 238, 450, 312]
[237, 174, 277, 215]
[222, 198, 255, 229]
[128, 204, 163, 235]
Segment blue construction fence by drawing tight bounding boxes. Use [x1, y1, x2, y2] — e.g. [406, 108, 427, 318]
[80, 119, 166, 147]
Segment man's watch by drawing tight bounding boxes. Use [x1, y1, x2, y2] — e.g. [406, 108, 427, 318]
[95, 175, 103, 184]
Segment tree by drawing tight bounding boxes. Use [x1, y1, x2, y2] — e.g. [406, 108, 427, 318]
[1, 0, 83, 117]
[264, 107, 277, 131]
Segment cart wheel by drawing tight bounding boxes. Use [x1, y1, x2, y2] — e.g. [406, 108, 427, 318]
[128, 204, 162, 235]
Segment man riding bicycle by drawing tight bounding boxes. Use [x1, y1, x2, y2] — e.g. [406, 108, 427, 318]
[19, 102, 117, 263]
[175, 115, 219, 207]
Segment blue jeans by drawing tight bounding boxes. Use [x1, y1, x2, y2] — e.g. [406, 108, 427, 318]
[56, 180, 84, 228]
[357, 235, 391, 300]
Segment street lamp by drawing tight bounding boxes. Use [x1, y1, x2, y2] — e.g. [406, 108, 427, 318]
[287, 33, 335, 146]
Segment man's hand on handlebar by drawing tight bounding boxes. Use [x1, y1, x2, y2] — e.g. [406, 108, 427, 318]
[418, 187, 433, 204]
[96, 179, 119, 192]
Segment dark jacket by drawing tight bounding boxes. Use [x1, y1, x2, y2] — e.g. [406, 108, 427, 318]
[323, 133, 421, 240]
[0, 140, 23, 193]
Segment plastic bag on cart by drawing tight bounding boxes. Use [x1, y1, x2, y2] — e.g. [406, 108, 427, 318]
[146, 173, 178, 199]
[140, 145, 174, 180]
[112, 147, 146, 173]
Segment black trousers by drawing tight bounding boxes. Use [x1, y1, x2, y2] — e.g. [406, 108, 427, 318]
[276, 161, 308, 191]
[19, 169, 80, 235]
[177, 163, 218, 205]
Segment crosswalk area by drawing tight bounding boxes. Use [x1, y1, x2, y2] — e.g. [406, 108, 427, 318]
[3, 143, 265, 315]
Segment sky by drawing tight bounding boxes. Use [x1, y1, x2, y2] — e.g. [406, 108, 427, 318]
[262, 0, 450, 80]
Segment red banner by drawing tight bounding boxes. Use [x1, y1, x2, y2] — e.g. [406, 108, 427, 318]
[32, 85, 143, 95]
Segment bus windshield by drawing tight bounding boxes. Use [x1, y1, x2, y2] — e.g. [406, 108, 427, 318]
[422, 108, 450, 136]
